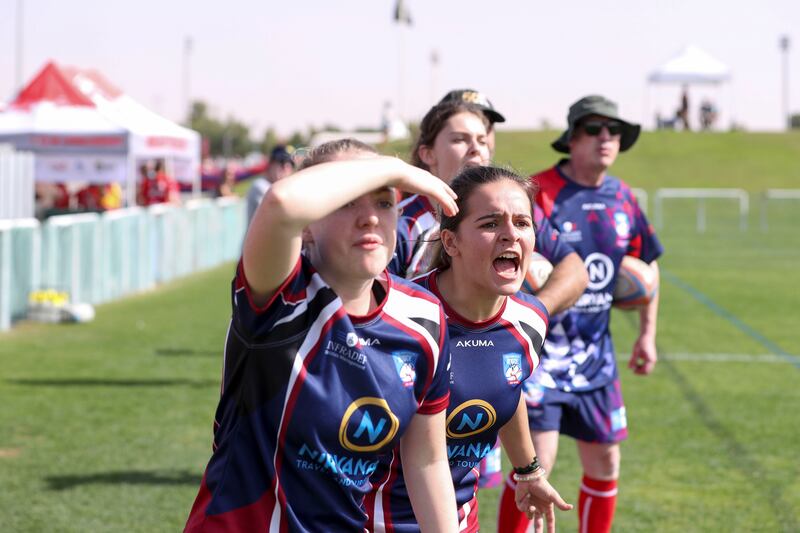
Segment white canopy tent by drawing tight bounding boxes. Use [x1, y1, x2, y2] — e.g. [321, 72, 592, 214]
[646, 45, 733, 130]
[0, 61, 201, 207]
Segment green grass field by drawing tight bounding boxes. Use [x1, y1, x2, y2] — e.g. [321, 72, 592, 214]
[2, 131, 799, 532]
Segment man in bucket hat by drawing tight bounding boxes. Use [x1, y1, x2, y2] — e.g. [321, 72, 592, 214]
[497, 95, 663, 533]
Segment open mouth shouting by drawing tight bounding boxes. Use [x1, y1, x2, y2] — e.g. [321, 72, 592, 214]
[493, 251, 521, 279]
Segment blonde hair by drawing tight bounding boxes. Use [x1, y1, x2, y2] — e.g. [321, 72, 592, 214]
[298, 138, 377, 170]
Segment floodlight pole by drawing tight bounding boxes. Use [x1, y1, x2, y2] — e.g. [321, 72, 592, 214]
[15, 0, 24, 92]
[398, 25, 407, 125]
[779, 35, 790, 129]
[430, 49, 439, 105]
[182, 36, 193, 123]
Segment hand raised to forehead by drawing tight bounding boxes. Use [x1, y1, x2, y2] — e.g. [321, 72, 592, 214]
[382, 157, 458, 217]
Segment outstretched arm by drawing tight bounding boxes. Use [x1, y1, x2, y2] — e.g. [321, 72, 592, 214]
[243, 156, 457, 304]
[629, 259, 660, 375]
[400, 411, 458, 533]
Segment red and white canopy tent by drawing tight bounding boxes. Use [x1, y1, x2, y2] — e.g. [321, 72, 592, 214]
[0, 61, 201, 205]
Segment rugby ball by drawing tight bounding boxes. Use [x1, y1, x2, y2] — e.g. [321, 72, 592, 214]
[522, 252, 553, 294]
[613, 256, 658, 310]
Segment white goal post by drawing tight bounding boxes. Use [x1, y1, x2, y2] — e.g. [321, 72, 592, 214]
[760, 189, 800, 230]
[654, 188, 749, 232]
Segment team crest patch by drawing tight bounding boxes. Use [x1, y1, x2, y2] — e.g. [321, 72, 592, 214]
[502, 353, 523, 385]
[614, 212, 631, 239]
[392, 352, 418, 388]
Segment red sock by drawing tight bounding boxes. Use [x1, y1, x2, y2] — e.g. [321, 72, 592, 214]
[578, 475, 618, 533]
[497, 470, 531, 533]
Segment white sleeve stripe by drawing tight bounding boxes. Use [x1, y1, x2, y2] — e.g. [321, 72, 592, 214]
[269, 295, 343, 532]
[273, 272, 329, 327]
[369, 451, 396, 533]
[397, 194, 419, 211]
[458, 501, 470, 531]
[384, 290, 441, 372]
[504, 300, 548, 369]
[506, 299, 547, 342]
[407, 222, 438, 276]
[220, 320, 232, 395]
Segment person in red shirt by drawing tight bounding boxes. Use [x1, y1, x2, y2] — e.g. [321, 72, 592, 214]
[139, 160, 181, 206]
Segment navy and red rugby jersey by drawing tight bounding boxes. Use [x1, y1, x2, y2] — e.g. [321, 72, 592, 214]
[389, 194, 574, 279]
[364, 271, 549, 533]
[185, 256, 451, 533]
[389, 194, 438, 279]
[529, 162, 663, 393]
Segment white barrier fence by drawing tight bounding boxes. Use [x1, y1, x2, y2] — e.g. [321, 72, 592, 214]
[0, 144, 35, 220]
[1, 198, 245, 331]
[654, 188, 750, 232]
[2, 188, 798, 331]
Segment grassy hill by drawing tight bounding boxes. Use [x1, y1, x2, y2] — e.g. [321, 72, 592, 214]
[387, 129, 800, 191]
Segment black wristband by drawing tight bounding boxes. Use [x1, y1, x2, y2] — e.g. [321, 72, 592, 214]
[513, 457, 541, 475]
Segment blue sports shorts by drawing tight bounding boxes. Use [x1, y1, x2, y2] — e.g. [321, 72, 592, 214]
[523, 378, 628, 443]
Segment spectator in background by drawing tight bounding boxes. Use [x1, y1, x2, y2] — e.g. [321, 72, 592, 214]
[700, 99, 718, 130]
[245, 145, 295, 225]
[215, 166, 238, 198]
[438, 88, 505, 155]
[677, 85, 690, 131]
[77, 183, 123, 211]
[139, 160, 181, 206]
[34, 182, 72, 217]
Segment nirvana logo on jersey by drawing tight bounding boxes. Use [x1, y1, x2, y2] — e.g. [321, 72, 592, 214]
[503, 353, 523, 385]
[447, 440, 496, 469]
[585, 253, 614, 290]
[560, 220, 583, 243]
[296, 444, 379, 487]
[338, 397, 400, 453]
[325, 331, 369, 369]
[576, 252, 615, 313]
[446, 400, 497, 439]
[392, 351, 418, 388]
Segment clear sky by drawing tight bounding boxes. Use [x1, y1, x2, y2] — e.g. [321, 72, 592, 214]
[1, 0, 798, 137]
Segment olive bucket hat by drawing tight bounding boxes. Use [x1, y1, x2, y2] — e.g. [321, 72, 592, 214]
[551, 95, 641, 153]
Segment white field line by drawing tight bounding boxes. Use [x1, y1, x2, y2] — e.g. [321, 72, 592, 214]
[615, 353, 798, 364]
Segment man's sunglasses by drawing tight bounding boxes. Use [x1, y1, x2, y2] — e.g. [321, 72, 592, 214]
[581, 120, 622, 136]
